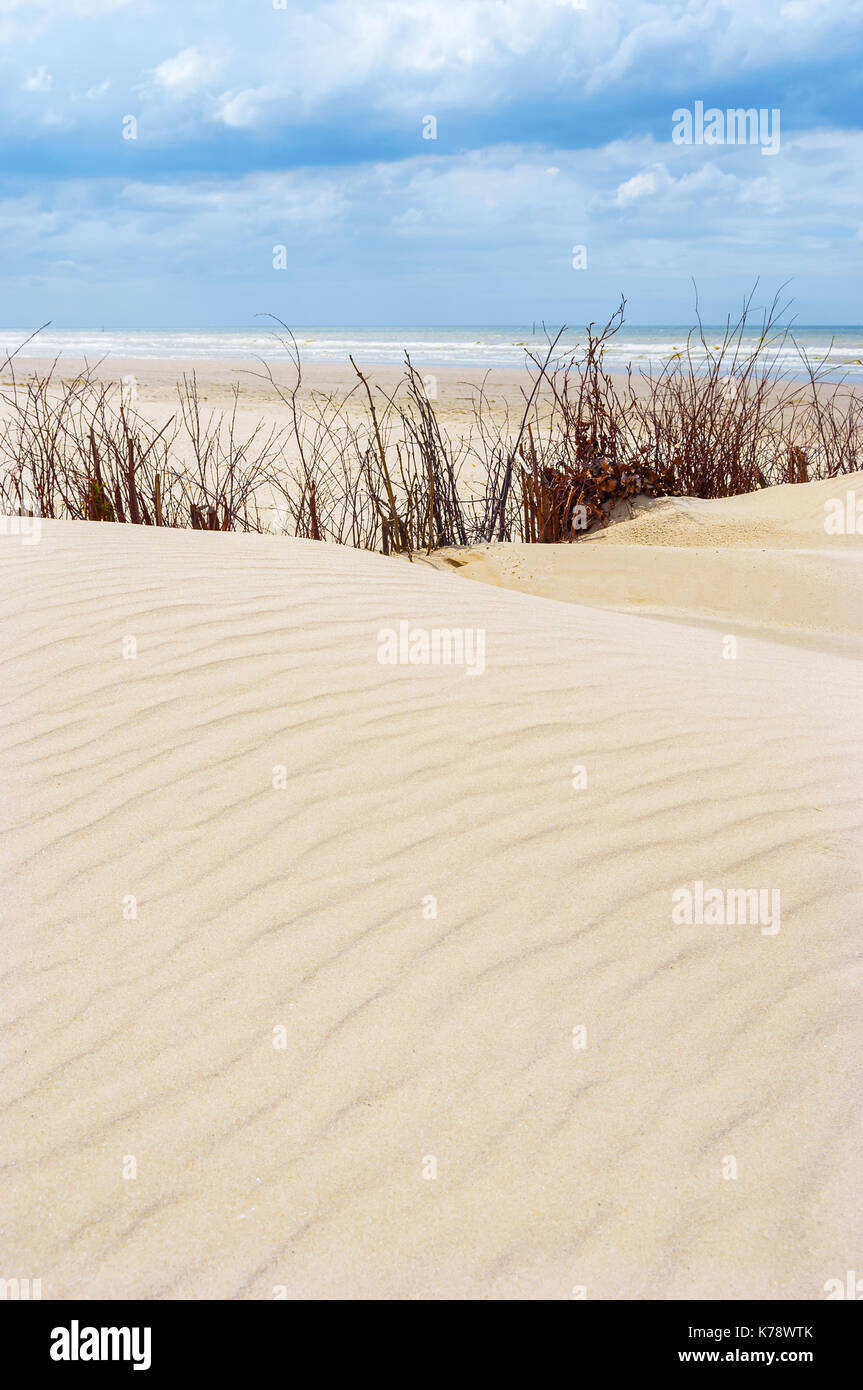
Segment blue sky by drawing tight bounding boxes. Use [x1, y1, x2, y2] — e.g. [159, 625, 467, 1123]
[1, 0, 862, 327]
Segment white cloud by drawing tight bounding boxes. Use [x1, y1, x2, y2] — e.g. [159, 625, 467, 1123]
[149, 46, 223, 100]
[214, 87, 273, 129]
[22, 66, 51, 92]
[0, 0, 859, 147]
[616, 169, 658, 205]
[120, 170, 346, 227]
[612, 159, 744, 211]
[390, 207, 423, 230]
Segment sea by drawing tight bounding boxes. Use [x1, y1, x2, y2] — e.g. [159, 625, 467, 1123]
[2, 325, 862, 380]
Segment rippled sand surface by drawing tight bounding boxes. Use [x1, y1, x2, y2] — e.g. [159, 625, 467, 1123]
[1, 476, 861, 1298]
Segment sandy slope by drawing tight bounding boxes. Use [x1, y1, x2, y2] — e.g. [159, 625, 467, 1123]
[1, 486, 861, 1300]
[423, 473, 863, 652]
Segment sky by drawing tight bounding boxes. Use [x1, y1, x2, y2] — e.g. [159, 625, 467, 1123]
[1, 0, 862, 328]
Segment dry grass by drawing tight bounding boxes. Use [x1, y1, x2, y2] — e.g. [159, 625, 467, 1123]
[2, 292, 860, 552]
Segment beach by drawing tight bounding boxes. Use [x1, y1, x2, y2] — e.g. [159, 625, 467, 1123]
[3, 0, 861, 1339]
[0, 355, 550, 437]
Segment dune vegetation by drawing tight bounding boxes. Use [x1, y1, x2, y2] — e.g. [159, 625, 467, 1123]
[2, 292, 860, 554]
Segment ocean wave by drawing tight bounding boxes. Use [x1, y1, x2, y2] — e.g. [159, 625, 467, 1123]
[2, 326, 862, 378]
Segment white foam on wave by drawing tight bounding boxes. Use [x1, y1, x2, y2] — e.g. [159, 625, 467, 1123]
[2, 326, 862, 377]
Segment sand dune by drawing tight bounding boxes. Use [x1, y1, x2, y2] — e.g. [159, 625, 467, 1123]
[424, 473, 863, 652]
[1, 479, 861, 1299]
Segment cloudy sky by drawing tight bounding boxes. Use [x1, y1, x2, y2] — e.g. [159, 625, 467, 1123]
[1, 0, 862, 327]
